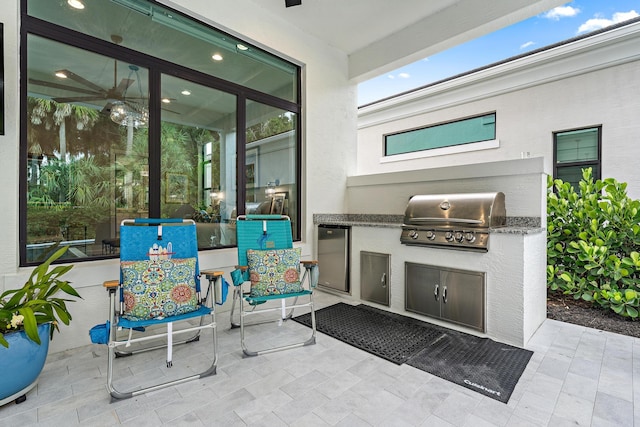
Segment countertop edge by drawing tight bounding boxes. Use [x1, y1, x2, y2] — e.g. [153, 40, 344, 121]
[313, 214, 545, 235]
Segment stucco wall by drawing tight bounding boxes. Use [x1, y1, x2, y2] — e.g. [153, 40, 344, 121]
[345, 157, 547, 222]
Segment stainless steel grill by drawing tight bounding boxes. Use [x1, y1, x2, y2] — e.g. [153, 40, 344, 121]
[400, 192, 506, 252]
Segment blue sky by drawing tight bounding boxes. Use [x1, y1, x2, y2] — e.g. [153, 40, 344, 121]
[358, 1, 640, 106]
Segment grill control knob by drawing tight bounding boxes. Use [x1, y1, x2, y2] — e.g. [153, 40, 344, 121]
[465, 232, 476, 242]
[408, 229, 419, 239]
[454, 231, 464, 242]
[425, 230, 436, 240]
[444, 231, 454, 242]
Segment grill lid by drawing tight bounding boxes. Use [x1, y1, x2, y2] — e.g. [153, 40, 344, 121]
[403, 192, 506, 229]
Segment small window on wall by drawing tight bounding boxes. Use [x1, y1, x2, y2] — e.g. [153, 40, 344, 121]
[553, 126, 601, 189]
[384, 113, 496, 156]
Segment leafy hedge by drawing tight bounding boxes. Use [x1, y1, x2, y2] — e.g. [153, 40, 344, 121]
[547, 168, 640, 319]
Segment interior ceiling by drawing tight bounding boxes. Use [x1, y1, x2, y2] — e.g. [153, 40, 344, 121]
[248, 0, 567, 81]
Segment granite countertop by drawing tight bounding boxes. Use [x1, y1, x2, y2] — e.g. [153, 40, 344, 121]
[313, 214, 545, 234]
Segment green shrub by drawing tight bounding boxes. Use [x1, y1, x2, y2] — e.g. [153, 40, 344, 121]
[547, 168, 640, 319]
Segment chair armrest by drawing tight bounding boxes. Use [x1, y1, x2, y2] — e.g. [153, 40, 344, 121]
[200, 269, 225, 280]
[103, 280, 120, 289]
[235, 265, 249, 271]
[301, 260, 318, 266]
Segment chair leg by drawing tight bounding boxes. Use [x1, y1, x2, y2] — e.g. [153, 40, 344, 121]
[105, 280, 219, 399]
[230, 286, 241, 329]
[239, 293, 316, 357]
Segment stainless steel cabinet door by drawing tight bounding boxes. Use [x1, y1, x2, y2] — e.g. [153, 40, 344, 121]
[361, 251, 390, 306]
[440, 269, 485, 331]
[405, 262, 441, 318]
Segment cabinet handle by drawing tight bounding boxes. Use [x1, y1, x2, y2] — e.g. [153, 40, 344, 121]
[381, 273, 387, 288]
[434, 284, 439, 301]
[442, 286, 448, 304]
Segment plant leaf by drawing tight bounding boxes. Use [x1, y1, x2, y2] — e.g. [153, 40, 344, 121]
[17, 306, 41, 345]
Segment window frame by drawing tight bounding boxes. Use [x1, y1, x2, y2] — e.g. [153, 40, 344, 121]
[19, 0, 302, 266]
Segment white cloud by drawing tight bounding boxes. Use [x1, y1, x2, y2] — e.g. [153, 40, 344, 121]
[520, 41, 535, 49]
[545, 6, 580, 20]
[577, 10, 639, 33]
[387, 72, 410, 80]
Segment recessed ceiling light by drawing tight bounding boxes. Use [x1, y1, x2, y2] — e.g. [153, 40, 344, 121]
[211, 53, 223, 61]
[236, 44, 249, 51]
[67, 0, 85, 9]
[162, 98, 171, 104]
[55, 71, 68, 79]
[181, 90, 191, 96]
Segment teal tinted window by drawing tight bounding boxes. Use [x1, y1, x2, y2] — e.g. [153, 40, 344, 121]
[385, 113, 495, 156]
[555, 128, 598, 163]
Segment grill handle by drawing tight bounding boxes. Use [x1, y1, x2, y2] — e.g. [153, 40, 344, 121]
[407, 217, 483, 225]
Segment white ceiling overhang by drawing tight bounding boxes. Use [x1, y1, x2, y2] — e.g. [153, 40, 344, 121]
[247, 0, 567, 82]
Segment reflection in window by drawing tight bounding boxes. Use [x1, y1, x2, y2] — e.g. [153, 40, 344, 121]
[245, 100, 298, 239]
[26, 36, 149, 263]
[160, 74, 237, 249]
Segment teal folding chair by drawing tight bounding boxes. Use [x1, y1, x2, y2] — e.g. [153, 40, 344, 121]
[229, 215, 318, 356]
[101, 218, 223, 399]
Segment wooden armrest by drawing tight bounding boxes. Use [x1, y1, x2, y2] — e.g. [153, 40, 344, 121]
[200, 269, 225, 279]
[235, 265, 249, 271]
[103, 280, 120, 289]
[301, 260, 318, 265]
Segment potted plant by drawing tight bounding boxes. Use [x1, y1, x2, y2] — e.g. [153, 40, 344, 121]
[0, 246, 81, 405]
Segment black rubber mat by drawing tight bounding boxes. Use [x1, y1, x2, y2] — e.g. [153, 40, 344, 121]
[293, 303, 533, 403]
[292, 302, 442, 364]
[406, 331, 533, 403]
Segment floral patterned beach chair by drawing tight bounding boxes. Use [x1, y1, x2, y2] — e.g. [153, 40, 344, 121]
[229, 215, 318, 356]
[102, 218, 223, 399]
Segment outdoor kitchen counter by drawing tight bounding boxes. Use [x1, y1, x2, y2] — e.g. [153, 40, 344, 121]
[314, 213, 547, 348]
[313, 213, 544, 234]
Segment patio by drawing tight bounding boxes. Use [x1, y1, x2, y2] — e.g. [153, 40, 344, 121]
[0, 291, 637, 426]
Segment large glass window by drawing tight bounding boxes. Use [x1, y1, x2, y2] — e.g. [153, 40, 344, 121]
[21, 0, 300, 265]
[553, 126, 601, 188]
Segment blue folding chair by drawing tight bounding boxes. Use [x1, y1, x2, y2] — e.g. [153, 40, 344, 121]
[102, 218, 222, 399]
[229, 215, 318, 356]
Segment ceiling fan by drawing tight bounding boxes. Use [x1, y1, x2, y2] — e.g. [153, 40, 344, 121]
[28, 35, 143, 114]
[28, 62, 138, 111]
